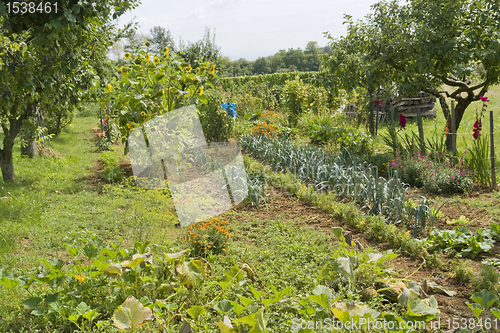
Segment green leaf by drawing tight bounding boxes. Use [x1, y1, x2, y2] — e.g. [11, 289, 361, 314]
[312, 285, 335, 304]
[217, 321, 238, 333]
[83, 309, 101, 321]
[104, 263, 123, 276]
[466, 302, 483, 319]
[332, 227, 343, 240]
[44, 293, 59, 304]
[76, 302, 91, 316]
[234, 307, 268, 333]
[308, 293, 330, 310]
[230, 301, 246, 315]
[490, 307, 500, 320]
[22, 297, 42, 309]
[122, 257, 145, 269]
[175, 260, 205, 290]
[237, 295, 254, 307]
[187, 305, 206, 319]
[64, 244, 80, 257]
[113, 296, 153, 331]
[31, 306, 47, 316]
[215, 300, 234, 314]
[0, 277, 19, 289]
[81, 243, 99, 259]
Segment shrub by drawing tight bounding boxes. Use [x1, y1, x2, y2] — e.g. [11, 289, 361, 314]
[198, 89, 233, 143]
[101, 151, 124, 183]
[182, 218, 232, 257]
[391, 152, 473, 194]
[452, 260, 475, 284]
[281, 76, 309, 127]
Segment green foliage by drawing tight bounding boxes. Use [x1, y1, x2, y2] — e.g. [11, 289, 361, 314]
[106, 45, 217, 152]
[239, 134, 438, 236]
[452, 260, 475, 284]
[182, 218, 232, 258]
[425, 225, 500, 258]
[220, 72, 322, 91]
[281, 76, 310, 127]
[466, 134, 491, 186]
[100, 151, 124, 183]
[472, 265, 500, 294]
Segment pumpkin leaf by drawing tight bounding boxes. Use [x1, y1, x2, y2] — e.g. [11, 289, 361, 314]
[113, 296, 153, 331]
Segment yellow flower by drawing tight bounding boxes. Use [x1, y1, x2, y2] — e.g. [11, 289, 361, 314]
[120, 66, 127, 75]
[198, 87, 203, 95]
[141, 112, 146, 116]
[164, 46, 169, 53]
[124, 52, 132, 60]
[146, 54, 151, 62]
[187, 65, 192, 73]
[107, 84, 112, 93]
[209, 65, 216, 74]
[164, 54, 169, 60]
[75, 274, 85, 282]
[144, 41, 151, 47]
[153, 56, 160, 64]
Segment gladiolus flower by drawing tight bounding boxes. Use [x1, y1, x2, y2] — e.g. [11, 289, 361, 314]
[399, 114, 407, 129]
[480, 96, 489, 102]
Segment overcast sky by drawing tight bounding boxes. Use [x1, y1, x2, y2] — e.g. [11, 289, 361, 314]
[116, 0, 380, 61]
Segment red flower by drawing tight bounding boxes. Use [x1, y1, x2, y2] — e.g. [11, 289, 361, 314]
[375, 98, 382, 106]
[473, 119, 482, 140]
[399, 114, 407, 129]
[480, 96, 489, 102]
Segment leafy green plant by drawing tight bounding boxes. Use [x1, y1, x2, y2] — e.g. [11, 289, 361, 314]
[182, 218, 232, 257]
[451, 260, 475, 284]
[466, 134, 491, 186]
[198, 88, 234, 143]
[426, 227, 496, 258]
[281, 76, 309, 127]
[466, 289, 500, 331]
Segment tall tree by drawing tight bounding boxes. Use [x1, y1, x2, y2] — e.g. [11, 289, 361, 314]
[149, 26, 175, 55]
[0, 0, 139, 182]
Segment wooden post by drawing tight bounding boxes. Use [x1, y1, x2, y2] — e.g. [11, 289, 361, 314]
[369, 99, 375, 136]
[375, 104, 379, 136]
[451, 101, 456, 158]
[416, 107, 426, 155]
[99, 108, 104, 133]
[490, 111, 497, 190]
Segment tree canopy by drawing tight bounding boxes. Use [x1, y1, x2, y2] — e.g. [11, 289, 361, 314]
[0, 0, 139, 182]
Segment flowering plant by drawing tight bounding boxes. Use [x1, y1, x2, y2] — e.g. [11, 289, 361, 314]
[182, 218, 232, 257]
[466, 96, 491, 185]
[399, 113, 407, 129]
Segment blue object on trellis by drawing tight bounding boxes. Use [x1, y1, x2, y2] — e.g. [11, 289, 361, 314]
[221, 102, 237, 118]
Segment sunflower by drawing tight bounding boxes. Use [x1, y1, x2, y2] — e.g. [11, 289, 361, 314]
[198, 87, 203, 95]
[209, 65, 216, 74]
[141, 112, 146, 116]
[153, 56, 160, 64]
[164, 46, 169, 53]
[164, 54, 169, 60]
[75, 274, 86, 282]
[144, 41, 151, 47]
[124, 52, 132, 60]
[120, 66, 127, 75]
[187, 65, 192, 73]
[107, 84, 112, 93]
[146, 54, 151, 62]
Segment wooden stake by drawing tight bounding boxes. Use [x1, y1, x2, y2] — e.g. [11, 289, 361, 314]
[450, 101, 456, 158]
[490, 111, 497, 190]
[416, 107, 426, 155]
[369, 99, 375, 135]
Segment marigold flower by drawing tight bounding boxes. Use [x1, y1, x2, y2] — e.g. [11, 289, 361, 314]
[107, 83, 112, 93]
[75, 274, 86, 282]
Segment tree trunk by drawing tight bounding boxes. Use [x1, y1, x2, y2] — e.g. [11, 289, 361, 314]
[0, 143, 15, 183]
[55, 113, 61, 136]
[21, 139, 39, 158]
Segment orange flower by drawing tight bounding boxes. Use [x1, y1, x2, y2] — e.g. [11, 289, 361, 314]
[75, 274, 86, 282]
